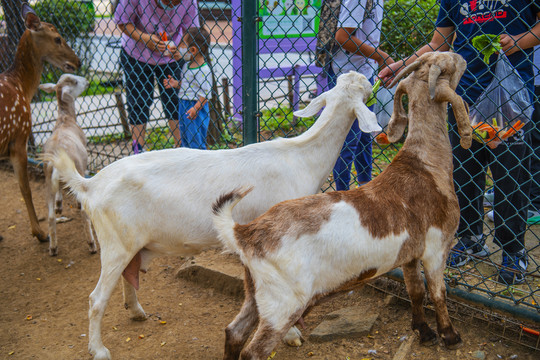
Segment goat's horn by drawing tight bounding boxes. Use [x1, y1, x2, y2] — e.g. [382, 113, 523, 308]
[21, 2, 37, 20]
[389, 61, 421, 89]
[428, 65, 442, 100]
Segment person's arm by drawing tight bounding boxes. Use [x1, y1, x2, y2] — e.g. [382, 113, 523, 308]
[186, 95, 208, 120]
[378, 26, 455, 86]
[117, 23, 166, 53]
[335, 27, 394, 67]
[163, 75, 180, 89]
[500, 12, 540, 55]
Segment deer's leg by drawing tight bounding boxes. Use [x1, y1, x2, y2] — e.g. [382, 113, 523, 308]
[9, 141, 48, 242]
[402, 259, 437, 345]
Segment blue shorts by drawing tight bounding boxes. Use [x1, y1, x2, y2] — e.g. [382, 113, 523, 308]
[121, 49, 183, 125]
[178, 99, 210, 149]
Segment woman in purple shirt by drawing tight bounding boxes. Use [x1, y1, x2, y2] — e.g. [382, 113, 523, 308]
[114, 0, 199, 152]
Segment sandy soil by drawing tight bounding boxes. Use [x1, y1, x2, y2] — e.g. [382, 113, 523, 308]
[0, 166, 538, 360]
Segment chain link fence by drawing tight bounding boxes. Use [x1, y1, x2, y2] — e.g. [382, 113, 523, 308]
[1, 0, 539, 344]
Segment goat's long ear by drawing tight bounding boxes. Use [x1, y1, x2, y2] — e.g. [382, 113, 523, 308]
[21, 3, 41, 31]
[434, 84, 472, 149]
[293, 92, 327, 118]
[354, 100, 381, 133]
[452, 96, 472, 149]
[386, 81, 409, 142]
[61, 89, 75, 104]
[38, 83, 57, 94]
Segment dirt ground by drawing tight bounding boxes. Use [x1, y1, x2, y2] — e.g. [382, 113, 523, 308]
[0, 166, 539, 360]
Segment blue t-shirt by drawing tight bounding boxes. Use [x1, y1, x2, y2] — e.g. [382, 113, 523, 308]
[436, 0, 540, 104]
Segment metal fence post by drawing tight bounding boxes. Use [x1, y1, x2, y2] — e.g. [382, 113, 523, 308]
[241, 1, 258, 145]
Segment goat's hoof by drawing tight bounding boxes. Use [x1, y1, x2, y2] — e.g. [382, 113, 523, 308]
[130, 314, 147, 321]
[55, 208, 62, 215]
[441, 331, 462, 349]
[89, 346, 111, 360]
[283, 326, 304, 347]
[89, 245, 98, 254]
[49, 247, 58, 257]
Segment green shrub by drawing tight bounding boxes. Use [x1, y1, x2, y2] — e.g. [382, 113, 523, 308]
[381, 0, 440, 59]
[34, 0, 96, 83]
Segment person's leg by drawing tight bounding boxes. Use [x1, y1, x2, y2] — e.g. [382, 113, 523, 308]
[156, 60, 183, 147]
[353, 126, 373, 185]
[178, 99, 190, 147]
[121, 50, 153, 152]
[490, 124, 530, 284]
[333, 125, 357, 191]
[528, 86, 540, 221]
[447, 107, 489, 267]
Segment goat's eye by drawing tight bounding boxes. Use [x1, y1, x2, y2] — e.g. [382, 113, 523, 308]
[55, 37, 61, 44]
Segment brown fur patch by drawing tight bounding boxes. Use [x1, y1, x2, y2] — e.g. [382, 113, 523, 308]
[234, 194, 339, 257]
[342, 149, 457, 265]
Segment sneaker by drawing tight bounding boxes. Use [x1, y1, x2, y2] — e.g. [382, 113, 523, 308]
[484, 188, 494, 207]
[486, 210, 494, 222]
[498, 249, 528, 285]
[528, 210, 540, 225]
[447, 235, 489, 267]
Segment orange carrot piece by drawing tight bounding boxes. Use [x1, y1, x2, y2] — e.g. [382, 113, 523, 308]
[501, 120, 525, 140]
[160, 31, 168, 41]
[375, 133, 390, 145]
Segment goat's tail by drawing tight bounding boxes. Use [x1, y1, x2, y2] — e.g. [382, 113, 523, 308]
[212, 186, 253, 254]
[42, 149, 89, 201]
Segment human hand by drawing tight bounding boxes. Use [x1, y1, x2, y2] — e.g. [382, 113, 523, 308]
[143, 33, 164, 52]
[378, 60, 405, 87]
[163, 75, 179, 89]
[185, 107, 198, 120]
[500, 34, 520, 56]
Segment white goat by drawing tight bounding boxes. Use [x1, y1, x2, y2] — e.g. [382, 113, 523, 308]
[39, 74, 95, 256]
[212, 52, 473, 360]
[47, 71, 380, 360]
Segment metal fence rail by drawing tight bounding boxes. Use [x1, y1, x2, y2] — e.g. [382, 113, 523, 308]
[1, 0, 539, 345]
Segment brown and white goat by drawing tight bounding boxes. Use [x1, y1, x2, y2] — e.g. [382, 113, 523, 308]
[212, 51, 472, 360]
[0, 3, 80, 242]
[39, 74, 96, 256]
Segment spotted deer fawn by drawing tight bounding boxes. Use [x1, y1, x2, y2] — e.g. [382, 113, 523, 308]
[0, 2, 80, 242]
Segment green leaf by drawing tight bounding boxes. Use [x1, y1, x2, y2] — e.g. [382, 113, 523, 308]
[366, 79, 381, 107]
[472, 34, 502, 64]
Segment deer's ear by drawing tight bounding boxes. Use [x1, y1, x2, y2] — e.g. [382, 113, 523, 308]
[21, 3, 41, 31]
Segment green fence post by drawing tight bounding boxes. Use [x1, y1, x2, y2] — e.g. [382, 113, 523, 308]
[241, 0, 259, 145]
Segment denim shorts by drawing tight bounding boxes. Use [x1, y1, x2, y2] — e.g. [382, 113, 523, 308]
[121, 49, 183, 125]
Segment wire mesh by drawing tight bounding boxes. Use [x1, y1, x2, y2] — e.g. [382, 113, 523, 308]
[0, 0, 538, 339]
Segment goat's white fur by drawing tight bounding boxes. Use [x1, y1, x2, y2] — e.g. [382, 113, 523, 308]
[212, 52, 468, 359]
[48, 71, 380, 360]
[40, 74, 95, 256]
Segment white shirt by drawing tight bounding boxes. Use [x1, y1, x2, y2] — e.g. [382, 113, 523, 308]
[331, 0, 383, 80]
[179, 62, 212, 101]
